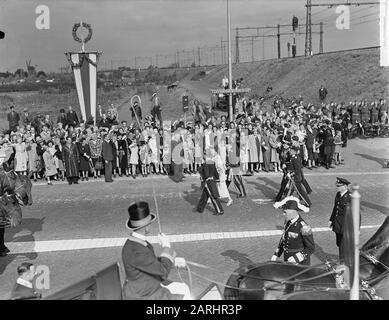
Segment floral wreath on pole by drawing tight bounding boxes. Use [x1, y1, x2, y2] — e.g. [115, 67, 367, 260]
[72, 22, 93, 44]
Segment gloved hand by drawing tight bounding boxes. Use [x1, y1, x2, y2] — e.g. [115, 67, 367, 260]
[158, 233, 171, 248]
[174, 257, 187, 268]
[287, 256, 297, 263]
[271, 255, 278, 262]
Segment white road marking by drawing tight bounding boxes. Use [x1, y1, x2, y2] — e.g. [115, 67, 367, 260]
[5, 225, 380, 255]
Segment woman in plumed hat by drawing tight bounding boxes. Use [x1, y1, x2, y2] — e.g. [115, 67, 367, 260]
[122, 201, 191, 300]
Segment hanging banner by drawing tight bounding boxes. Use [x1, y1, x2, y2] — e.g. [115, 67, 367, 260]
[65, 52, 102, 123]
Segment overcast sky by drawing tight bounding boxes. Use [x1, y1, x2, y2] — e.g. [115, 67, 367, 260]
[0, 0, 380, 72]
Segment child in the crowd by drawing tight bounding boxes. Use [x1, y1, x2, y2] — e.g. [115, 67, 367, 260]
[333, 130, 343, 165]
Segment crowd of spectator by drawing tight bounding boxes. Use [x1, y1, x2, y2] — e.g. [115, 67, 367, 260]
[0, 89, 387, 185]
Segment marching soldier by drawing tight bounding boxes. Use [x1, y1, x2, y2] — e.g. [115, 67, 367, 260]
[196, 149, 224, 215]
[122, 201, 191, 300]
[329, 177, 351, 262]
[272, 196, 315, 265]
[287, 146, 312, 207]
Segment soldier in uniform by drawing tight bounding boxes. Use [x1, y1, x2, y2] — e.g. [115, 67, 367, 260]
[122, 201, 191, 300]
[271, 196, 315, 265]
[287, 146, 312, 207]
[196, 149, 224, 215]
[329, 177, 351, 262]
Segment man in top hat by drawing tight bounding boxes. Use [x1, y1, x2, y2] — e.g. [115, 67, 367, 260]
[9, 262, 41, 300]
[271, 196, 315, 265]
[122, 201, 190, 300]
[329, 177, 351, 261]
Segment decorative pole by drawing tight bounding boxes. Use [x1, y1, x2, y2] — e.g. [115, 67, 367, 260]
[227, 0, 233, 121]
[350, 184, 360, 300]
[66, 22, 102, 127]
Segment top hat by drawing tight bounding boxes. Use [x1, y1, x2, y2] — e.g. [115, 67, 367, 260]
[126, 201, 156, 231]
[336, 177, 350, 186]
[274, 196, 309, 212]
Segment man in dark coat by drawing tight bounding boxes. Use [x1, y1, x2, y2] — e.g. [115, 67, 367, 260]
[322, 121, 335, 169]
[62, 137, 79, 185]
[66, 106, 79, 128]
[57, 108, 68, 127]
[319, 85, 328, 102]
[150, 89, 162, 126]
[329, 177, 351, 261]
[122, 202, 190, 300]
[102, 134, 114, 182]
[196, 149, 224, 215]
[272, 197, 315, 265]
[10, 263, 41, 300]
[21, 108, 32, 127]
[7, 105, 20, 133]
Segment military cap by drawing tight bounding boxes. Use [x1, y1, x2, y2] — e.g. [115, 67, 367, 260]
[336, 177, 350, 186]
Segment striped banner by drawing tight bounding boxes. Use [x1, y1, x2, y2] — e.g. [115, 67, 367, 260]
[67, 52, 101, 122]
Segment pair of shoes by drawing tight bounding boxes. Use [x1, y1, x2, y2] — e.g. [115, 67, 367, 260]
[94, 176, 97, 179]
[213, 211, 224, 216]
[74, 181, 79, 184]
[132, 175, 136, 179]
[34, 178, 37, 182]
[62, 177, 65, 181]
[68, 181, 72, 185]
[86, 177, 89, 181]
[330, 165, 335, 168]
[81, 177, 84, 181]
[307, 167, 312, 170]
[105, 180, 113, 183]
[226, 199, 233, 207]
[47, 182, 52, 185]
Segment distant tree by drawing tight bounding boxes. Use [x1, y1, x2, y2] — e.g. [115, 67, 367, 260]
[37, 70, 46, 78]
[15, 68, 25, 78]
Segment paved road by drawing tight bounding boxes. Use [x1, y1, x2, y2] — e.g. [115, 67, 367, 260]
[0, 138, 388, 299]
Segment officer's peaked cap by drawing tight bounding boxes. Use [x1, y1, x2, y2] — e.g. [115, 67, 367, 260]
[336, 177, 350, 186]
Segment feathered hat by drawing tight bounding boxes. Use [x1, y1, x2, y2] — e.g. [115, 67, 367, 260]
[273, 196, 310, 213]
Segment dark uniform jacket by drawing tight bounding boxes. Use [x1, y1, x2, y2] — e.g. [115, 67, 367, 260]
[199, 162, 220, 198]
[7, 111, 20, 131]
[66, 111, 79, 127]
[275, 216, 315, 264]
[102, 141, 114, 161]
[9, 281, 41, 300]
[288, 155, 303, 183]
[329, 191, 351, 234]
[121, 236, 175, 300]
[322, 128, 335, 147]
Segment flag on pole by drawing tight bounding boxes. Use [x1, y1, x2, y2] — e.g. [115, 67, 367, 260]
[65, 51, 102, 123]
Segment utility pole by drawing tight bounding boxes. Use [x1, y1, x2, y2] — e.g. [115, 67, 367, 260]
[305, 0, 312, 56]
[277, 24, 281, 59]
[221, 38, 224, 64]
[251, 37, 254, 62]
[176, 51, 180, 68]
[155, 55, 158, 67]
[319, 21, 324, 54]
[198, 47, 201, 67]
[262, 36, 265, 60]
[235, 27, 239, 63]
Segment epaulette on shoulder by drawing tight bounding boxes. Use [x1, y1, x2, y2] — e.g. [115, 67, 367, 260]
[301, 223, 312, 236]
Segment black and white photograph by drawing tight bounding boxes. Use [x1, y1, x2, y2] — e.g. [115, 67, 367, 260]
[0, 0, 388, 307]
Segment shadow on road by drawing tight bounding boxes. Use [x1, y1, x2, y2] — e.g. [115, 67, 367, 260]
[354, 153, 386, 166]
[0, 218, 45, 275]
[221, 249, 255, 269]
[246, 177, 280, 201]
[361, 201, 389, 217]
